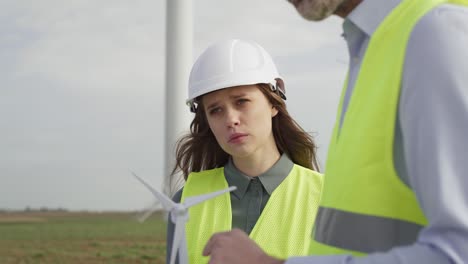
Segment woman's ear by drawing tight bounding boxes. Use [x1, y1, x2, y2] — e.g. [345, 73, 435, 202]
[271, 106, 279, 117]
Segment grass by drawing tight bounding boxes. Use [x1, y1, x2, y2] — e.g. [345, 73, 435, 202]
[0, 211, 167, 263]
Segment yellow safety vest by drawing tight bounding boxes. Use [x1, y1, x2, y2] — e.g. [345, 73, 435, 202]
[310, 0, 468, 255]
[182, 165, 322, 264]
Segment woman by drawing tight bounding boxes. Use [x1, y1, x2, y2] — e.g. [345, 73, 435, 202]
[167, 39, 323, 264]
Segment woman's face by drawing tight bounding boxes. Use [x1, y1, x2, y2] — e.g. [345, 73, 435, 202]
[202, 84, 279, 160]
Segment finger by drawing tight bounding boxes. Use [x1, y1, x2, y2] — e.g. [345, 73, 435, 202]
[203, 237, 213, 256]
[231, 228, 244, 236]
[203, 230, 231, 256]
[203, 233, 218, 256]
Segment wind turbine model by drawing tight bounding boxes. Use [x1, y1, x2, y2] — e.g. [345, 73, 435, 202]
[131, 172, 236, 264]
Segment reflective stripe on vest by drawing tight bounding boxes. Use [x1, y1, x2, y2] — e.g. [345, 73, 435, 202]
[314, 207, 424, 253]
[311, 0, 468, 255]
[182, 165, 323, 264]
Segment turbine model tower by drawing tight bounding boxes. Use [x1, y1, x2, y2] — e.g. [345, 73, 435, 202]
[132, 172, 236, 264]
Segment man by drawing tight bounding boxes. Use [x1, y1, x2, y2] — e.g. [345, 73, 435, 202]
[202, 0, 468, 263]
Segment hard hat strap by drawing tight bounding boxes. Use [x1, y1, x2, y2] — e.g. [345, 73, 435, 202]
[270, 83, 287, 100]
[187, 100, 198, 113]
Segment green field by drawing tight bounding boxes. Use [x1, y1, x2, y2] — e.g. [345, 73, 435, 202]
[0, 211, 167, 263]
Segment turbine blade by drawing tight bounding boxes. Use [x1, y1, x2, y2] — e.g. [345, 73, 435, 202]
[184, 186, 237, 208]
[131, 171, 175, 210]
[136, 200, 160, 223]
[170, 216, 186, 264]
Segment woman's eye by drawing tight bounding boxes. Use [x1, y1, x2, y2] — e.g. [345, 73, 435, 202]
[236, 98, 248, 105]
[209, 107, 221, 115]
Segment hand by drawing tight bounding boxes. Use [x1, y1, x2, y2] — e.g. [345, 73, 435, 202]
[203, 228, 285, 264]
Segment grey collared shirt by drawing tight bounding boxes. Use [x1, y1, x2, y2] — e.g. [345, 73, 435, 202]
[167, 154, 294, 263]
[287, 1, 468, 264]
[225, 153, 294, 233]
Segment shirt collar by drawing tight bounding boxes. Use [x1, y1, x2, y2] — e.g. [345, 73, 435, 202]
[224, 153, 294, 198]
[344, 0, 401, 37]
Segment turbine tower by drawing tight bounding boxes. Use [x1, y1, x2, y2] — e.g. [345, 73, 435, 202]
[164, 0, 193, 196]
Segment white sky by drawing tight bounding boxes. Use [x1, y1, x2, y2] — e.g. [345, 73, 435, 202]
[0, 0, 348, 211]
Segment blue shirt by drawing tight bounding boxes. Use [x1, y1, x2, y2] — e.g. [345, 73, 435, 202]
[287, 1, 468, 263]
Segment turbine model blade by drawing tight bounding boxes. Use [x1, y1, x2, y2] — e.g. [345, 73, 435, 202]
[170, 216, 186, 264]
[131, 171, 175, 211]
[137, 200, 161, 223]
[184, 186, 237, 208]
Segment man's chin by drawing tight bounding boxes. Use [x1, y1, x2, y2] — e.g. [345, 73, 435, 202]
[299, 12, 333, 21]
[303, 15, 331, 21]
[297, 5, 335, 21]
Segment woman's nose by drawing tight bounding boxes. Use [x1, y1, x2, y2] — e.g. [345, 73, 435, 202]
[225, 109, 240, 127]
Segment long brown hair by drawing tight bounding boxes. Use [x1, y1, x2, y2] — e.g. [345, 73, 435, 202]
[172, 83, 320, 180]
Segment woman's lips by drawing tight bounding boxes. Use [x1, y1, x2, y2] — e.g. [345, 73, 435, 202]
[228, 133, 248, 143]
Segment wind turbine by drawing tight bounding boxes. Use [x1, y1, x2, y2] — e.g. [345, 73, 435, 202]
[131, 172, 236, 264]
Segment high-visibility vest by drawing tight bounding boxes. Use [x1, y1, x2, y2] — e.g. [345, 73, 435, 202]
[310, 0, 468, 255]
[182, 165, 323, 264]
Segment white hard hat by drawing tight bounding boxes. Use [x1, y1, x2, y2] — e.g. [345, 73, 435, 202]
[187, 39, 285, 112]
